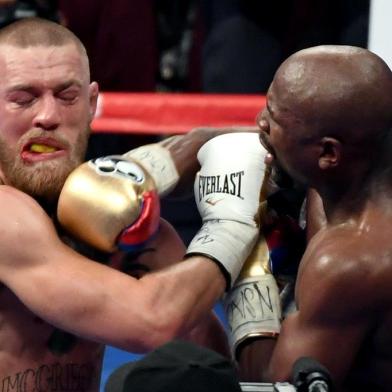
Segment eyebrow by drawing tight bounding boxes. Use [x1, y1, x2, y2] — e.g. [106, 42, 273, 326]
[5, 84, 35, 94]
[5, 79, 83, 94]
[265, 99, 271, 112]
[53, 80, 83, 93]
[266, 101, 274, 116]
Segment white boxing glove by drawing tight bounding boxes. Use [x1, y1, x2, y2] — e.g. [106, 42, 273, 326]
[186, 133, 269, 288]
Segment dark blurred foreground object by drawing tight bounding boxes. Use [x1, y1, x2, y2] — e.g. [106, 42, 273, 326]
[293, 357, 334, 392]
[238, 356, 333, 391]
[105, 339, 242, 392]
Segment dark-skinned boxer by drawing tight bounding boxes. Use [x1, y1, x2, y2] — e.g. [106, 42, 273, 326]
[231, 45, 392, 392]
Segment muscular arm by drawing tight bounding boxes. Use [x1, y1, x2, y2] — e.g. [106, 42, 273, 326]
[264, 233, 376, 388]
[122, 217, 230, 356]
[0, 186, 226, 353]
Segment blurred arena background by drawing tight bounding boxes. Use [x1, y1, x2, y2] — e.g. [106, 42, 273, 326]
[0, 1, 390, 389]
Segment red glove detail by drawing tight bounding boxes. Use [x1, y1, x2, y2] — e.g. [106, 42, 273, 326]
[117, 190, 160, 251]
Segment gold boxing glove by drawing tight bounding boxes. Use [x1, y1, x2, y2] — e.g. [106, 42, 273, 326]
[224, 233, 282, 358]
[57, 155, 160, 253]
[224, 173, 282, 357]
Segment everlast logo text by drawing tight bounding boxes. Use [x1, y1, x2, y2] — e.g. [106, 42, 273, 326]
[198, 171, 244, 202]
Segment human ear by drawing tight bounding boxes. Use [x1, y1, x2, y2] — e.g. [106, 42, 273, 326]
[318, 137, 341, 170]
[88, 81, 99, 121]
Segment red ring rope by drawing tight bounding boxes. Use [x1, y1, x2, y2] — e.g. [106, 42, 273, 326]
[92, 93, 266, 134]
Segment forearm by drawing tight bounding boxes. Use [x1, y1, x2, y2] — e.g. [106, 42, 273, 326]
[4, 240, 226, 353]
[237, 338, 277, 382]
[180, 310, 231, 358]
[88, 255, 226, 352]
[138, 256, 226, 346]
[160, 126, 259, 197]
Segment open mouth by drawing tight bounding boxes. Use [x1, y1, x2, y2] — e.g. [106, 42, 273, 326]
[28, 143, 59, 153]
[20, 139, 67, 162]
[23, 139, 64, 154]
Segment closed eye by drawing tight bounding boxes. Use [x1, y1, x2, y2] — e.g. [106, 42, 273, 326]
[56, 89, 79, 104]
[7, 90, 36, 106]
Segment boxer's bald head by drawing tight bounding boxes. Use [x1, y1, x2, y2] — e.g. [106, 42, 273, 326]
[273, 45, 392, 144]
[261, 45, 392, 187]
[0, 17, 90, 79]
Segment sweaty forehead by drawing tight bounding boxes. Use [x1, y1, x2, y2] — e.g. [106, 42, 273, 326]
[272, 55, 350, 113]
[276, 49, 368, 94]
[0, 43, 89, 85]
[267, 58, 334, 131]
[275, 56, 322, 96]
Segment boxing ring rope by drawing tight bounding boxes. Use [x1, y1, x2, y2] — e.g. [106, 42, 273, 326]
[92, 92, 266, 134]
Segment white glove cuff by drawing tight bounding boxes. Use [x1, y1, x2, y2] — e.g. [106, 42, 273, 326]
[186, 219, 258, 289]
[224, 273, 282, 357]
[123, 144, 179, 197]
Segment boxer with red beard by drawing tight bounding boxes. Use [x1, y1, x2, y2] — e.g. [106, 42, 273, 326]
[0, 18, 269, 392]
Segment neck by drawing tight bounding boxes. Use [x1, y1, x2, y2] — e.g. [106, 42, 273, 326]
[316, 171, 372, 226]
[321, 191, 366, 226]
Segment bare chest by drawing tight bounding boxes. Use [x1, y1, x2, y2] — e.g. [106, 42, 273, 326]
[0, 289, 104, 392]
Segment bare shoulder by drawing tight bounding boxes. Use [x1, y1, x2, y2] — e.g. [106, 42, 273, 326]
[0, 185, 42, 210]
[297, 224, 392, 320]
[0, 185, 52, 229]
[0, 186, 57, 269]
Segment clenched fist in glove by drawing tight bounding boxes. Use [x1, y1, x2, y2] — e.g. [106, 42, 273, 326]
[57, 155, 160, 253]
[186, 133, 270, 289]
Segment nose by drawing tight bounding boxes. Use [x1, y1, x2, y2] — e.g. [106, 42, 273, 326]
[33, 94, 60, 131]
